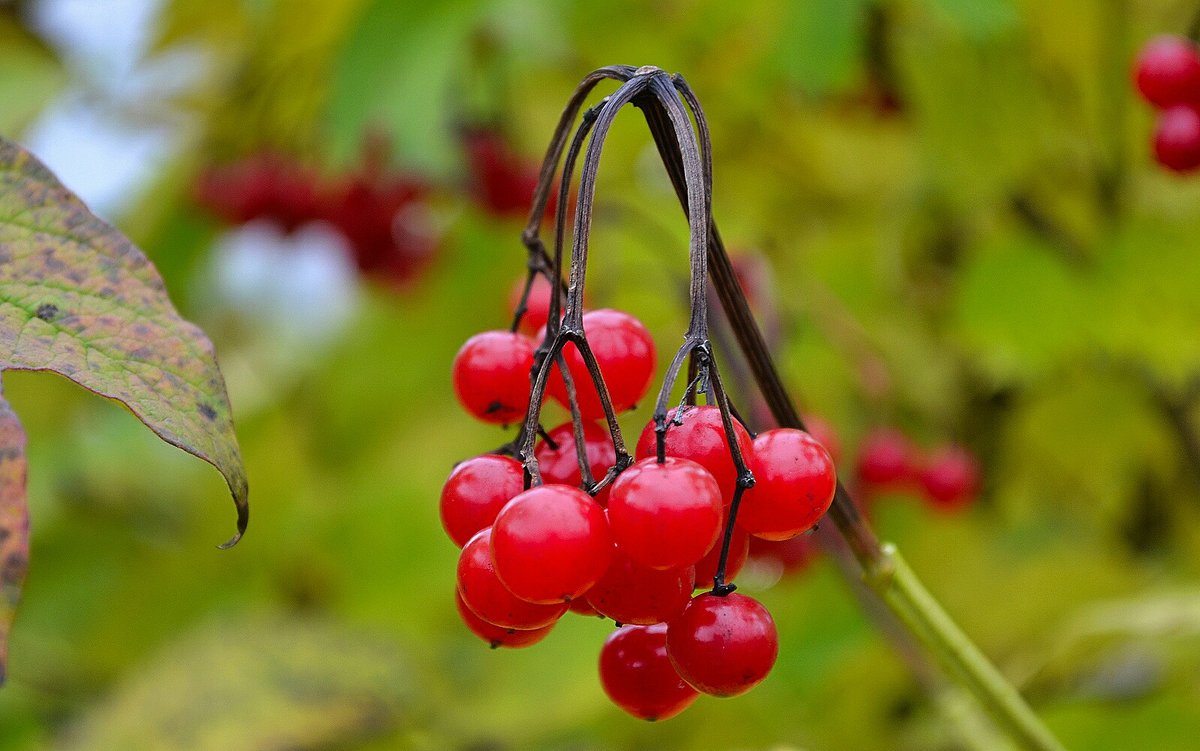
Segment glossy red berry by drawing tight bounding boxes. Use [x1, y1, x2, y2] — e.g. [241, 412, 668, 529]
[607, 457, 723, 570]
[693, 523, 749, 589]
[856, 427, 916, 487]
[1134, 35, 1200, 108]
[535, 420, 616, 505]
[491, 484, 613, 603]
[451, 330, 535, 424]
[599, 623, 698, 721]
[454, 590, 554, 649]
[585, 548, 695, 625]
[440, 454, 525, 547]
[737, 429, 836, 541]
[666, 592, 778, 697]
[918, 444, 981, 511]
[635, 405, 753, 505]
[546, 309, 656, 420]
[456, 529, 568, 629]
[1154, 105, 1200, 172]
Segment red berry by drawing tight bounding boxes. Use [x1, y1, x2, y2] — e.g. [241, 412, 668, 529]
[693, 523, 749, 589]
[585, 548, 695, 625]
[856, 427, 916, 487]
[666, 592, 778, 697]
[802, 414, 842, 465]
[635, 405, 754, 505]
[452, 330, 535, 424]
[737, 429, 836, 541]
[918, 444, 981, 511]
[607, 457, 723, 570]
[599, 623, 698, 721]
[1154, 105, 1200, 172]
[491, 484, 613, 603]
[440, 454, 525, 547]
[454, 590, 554, 649]
[535, 420, 616, 505]
[194, 153, 320, 231]
[546, 309, 656, 420]
[456, 529, 568, 629]
[1134, 35, 1200, 108]
[461, 126, 548, 219]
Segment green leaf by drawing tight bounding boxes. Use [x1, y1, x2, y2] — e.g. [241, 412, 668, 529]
[0, 136, 248, 680]
[0, 384, 27, 685]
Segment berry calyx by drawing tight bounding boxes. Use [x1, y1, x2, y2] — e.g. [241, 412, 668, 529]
[454, 591, 554, 649]
[918, 444, 981, 511]
[737, 428, 837, 541]
[635, 405, 753, 505]
[607, 457, 723, 570]
[456, 528, 568, 629]
[585, 548, 695, 625]
[1154, 105, 1200, 173]
[534, 420, 617, 505]
[666, 592, 778, 697]
[451, 330, 536, 424]
[440, 454, 525, 547]
[490, 484, 613, 603]
[599, 623, 699, 721]
[1134, 35, 1200, 108]
[546, 308, 656, 420]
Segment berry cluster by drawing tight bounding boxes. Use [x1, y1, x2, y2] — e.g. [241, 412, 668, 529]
[194, 145, 439, 285]
[855, 427, 980, 512]
[444, 281, 839, 719]
[1133, 35, 1200, 172]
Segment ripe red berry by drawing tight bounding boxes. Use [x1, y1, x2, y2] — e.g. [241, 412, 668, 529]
[918, 444, 981, 511]
[1154, 105, 1200, 172]
[856, 427, 916, 487]
[451, 330, 535, 424]
[461, 125, 548, 219]
[737, 428, 836, 541]
[546, 309, 656, 420]
[1134, 35, 1200, 108]
[490, 484, 613, 603]
[666, 592, 778, 697]
[440, 454, 525, 547]
[454, 591, 554, 649]
[456, 529, 568, 629]
[607, 457, 723, 570]
[635, 405, 754, 505]
[585, 548, 695, 625]
[693, 523, 749, 589]
[534, 420, 616, 505]
[599, 623, 698, 721]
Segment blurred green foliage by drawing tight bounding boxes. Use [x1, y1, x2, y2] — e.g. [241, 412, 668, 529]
[2, 0, 1200, 748]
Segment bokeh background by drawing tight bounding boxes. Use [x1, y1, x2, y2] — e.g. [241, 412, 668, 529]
[3, 0, 1200, 748]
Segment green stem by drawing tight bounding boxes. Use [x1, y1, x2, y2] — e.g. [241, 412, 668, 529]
[870, 545, 1066, 751]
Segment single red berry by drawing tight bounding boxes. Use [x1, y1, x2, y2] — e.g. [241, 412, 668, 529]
[440, 454, 525, 547]
[918, 444, 981, 511]
[666, 592, 778, 697]
[535, 420, 617, 505]
[856, 427, 916, 487]
[451, 330, 535, 424]
[456, 529, 568, 630]
[737, 429, 836, 541]
[635, 405, 754, 505]
[546, 309, 656, 420]
[607, 457, 723, 570]
[461, 125, 551, 219]
[568, 596, 601, 617]
[1134, 35, 1200, 108]
[454, 590, 554, 649]
[693, 523, 749, 589]
[585, 548, 695, 625]
[599, 623, 699, 721]
[1154, 105, 1200, 172]
[491, 484, 613, 603]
